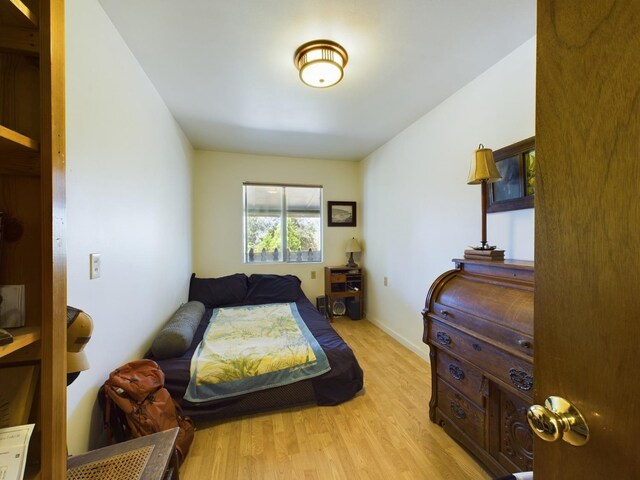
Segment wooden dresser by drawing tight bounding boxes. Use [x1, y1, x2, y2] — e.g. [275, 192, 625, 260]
[422, 259, 534, 476]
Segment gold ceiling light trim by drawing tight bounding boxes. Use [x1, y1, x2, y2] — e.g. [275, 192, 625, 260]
[294, 39, 348, 88]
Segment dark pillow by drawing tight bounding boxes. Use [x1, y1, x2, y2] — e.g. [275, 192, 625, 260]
[244, 274, 304, 305]
[151, 301, 205, 359]
[188, 273, 249, 308]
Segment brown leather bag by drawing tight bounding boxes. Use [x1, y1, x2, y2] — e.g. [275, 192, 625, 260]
[102, 359, 194, 464]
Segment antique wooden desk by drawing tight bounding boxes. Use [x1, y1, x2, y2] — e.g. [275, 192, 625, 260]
[422, 259, 534, 476]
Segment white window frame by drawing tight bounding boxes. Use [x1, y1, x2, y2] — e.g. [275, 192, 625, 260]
[243, 182, 323, 264]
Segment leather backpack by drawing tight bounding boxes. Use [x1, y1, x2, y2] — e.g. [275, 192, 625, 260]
[102, 359, 194, 464]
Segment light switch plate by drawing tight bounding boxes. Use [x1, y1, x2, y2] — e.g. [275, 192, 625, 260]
[90, 253, 101, 279]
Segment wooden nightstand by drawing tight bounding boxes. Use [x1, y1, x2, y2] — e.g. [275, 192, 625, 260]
[324, 266, 364, 320]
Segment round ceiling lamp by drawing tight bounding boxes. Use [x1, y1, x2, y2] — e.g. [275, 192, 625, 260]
[294, 39, 348, 88]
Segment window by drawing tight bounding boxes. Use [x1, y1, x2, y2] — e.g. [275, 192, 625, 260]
[243, 183, 323, 263]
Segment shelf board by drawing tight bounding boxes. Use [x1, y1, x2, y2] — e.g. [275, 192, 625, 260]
[0, 0, 38, 28]
[0, 326, 40, 358]
[0, 124, 39, 152]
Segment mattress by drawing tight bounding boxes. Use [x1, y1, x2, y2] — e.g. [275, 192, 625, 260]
[153, 294, 364, 420]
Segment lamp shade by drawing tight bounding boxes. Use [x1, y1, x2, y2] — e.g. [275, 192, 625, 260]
[467, 145, 502, 184]
[346, 237, 361, 253]
[294, 40, 348, 88]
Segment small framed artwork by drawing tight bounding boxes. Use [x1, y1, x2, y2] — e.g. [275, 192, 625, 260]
[328, 201, 356, 227]
[488, 136, 535, 213]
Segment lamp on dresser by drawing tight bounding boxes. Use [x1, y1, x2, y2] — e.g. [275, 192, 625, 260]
[466, 144, 504, 260]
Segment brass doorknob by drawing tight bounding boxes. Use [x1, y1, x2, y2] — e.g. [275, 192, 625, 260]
[527, 396, 590, 446]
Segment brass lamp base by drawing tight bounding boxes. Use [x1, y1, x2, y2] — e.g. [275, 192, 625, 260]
[471, 242, 496, 251]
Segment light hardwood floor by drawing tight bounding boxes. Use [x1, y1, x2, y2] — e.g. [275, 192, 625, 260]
[180, 318, 491, 480]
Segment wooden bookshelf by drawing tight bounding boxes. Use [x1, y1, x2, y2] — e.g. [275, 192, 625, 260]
[0, 1, 67, 479]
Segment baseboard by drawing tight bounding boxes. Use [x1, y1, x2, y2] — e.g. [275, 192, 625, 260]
[365, 316, 430, 363]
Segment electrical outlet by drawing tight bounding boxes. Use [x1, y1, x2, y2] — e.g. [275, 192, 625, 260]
[311, 271, 316, 280]
[90, 253, 101, 279]
[384, 276, 388, 286]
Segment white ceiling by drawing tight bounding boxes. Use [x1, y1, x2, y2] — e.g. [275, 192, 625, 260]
[97, 0, 536, 161]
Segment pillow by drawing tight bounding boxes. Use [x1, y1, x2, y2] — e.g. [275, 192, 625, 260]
[151, 301, 205, 360]
[244, 274, 304, 305]
[188, 273, 249, 308]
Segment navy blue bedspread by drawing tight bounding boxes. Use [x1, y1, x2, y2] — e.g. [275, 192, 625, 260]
[153, 295, 364, 420]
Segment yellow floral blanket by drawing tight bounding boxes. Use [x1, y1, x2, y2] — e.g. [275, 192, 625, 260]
[184, 302, 330, 402]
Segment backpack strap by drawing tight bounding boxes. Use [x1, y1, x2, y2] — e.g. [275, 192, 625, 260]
[103, 389, 114, 446]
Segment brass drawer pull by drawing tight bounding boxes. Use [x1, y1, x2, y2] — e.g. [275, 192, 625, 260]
[518, 339, 532, 349]
[448, 364, 465, 381]
[436, 331, 452, 346]
[439, 309, 449, 317]
[450, 401, 466, 420]
[509, 368, 534, 391]
[472, 343, 482, 352]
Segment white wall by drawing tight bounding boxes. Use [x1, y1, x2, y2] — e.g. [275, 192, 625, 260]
[361, 38, 536, 360]
[193, 151, 361, 300]
[65, 0, 193, 454]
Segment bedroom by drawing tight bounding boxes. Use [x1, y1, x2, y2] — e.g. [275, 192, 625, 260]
[0, 0, 637, 478]
[60, 1, 535, 474]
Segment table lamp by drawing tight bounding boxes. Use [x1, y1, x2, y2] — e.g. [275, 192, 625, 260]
[346, 237, 361, 267]
[467, 144, 503, 253]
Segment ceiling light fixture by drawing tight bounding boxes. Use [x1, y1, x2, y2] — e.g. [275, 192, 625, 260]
[294, 39, 348, 88]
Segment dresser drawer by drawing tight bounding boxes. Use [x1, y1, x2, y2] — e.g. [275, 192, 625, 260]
[437, 378, 485, 447]
[436, 349, 485, 406]
[432, 301, 533, 358]
[330, 273, 347, 283]
[429, 320, 533, 395]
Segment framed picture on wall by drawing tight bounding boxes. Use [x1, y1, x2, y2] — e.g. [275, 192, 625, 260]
[488, 136, 535, 213]
[328, 201, 356, 226]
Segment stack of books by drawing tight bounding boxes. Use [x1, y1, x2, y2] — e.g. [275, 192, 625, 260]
[464, 249, 505, 261]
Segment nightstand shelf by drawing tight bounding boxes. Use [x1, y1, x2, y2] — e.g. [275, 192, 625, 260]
[324, 266, 364, 320]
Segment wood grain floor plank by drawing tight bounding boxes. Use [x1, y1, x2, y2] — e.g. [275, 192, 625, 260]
[181, 318, 491, 479]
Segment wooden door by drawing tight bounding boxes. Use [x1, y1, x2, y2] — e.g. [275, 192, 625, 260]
[535, 1, 640, 478]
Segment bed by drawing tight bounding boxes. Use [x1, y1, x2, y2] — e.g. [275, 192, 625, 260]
[149, 273, 364, 420]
